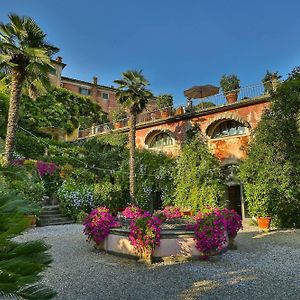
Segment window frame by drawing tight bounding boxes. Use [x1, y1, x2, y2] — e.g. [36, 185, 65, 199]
[102, 92, 109, 100]
[79, 87, 91, 96]
[149, 132, 174, 148]
[210, 120, 247, 139]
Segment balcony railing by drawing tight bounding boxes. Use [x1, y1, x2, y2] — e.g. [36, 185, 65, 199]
[77, 82, 269, 139]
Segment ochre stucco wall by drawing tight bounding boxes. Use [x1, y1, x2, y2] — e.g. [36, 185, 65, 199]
[135, 101, 270, 162]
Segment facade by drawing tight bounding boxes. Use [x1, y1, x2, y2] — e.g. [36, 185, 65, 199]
[134, 97, 270, 218]
[50, 57, 272, 218]
[49, 57, 157, 115]
[77, 88, 270, 218]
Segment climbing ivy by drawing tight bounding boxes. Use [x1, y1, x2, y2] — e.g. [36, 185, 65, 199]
[173, 133, 224, 212]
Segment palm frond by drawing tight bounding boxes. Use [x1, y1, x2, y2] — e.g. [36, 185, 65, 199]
[17, 284, 57, 300]
[0, 189, 56, 299]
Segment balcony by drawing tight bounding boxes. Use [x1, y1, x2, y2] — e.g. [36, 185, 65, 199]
[77, 82, 270, 139]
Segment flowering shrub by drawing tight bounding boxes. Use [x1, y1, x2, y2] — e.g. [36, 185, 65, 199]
[36, 160, 57, 177]
[57, 179, 95, 218]
[83, 207, 120, 245]
[161, 206, 182, 219]
[129, 211, 162, 258]
[219, 208, 243, 238]
[193, 210, 228, 257]
[194, 207, 243, 239]
[11, 159, 58, 177]
[122, 205, 143, 219]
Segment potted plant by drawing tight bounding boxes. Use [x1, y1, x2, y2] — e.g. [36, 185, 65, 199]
[262, 71, 281, 94]
[220, 74, 240, 104]
[247, 196, 273, 230]
[111, 109, 127, 129]
[156, 94, 173, 118]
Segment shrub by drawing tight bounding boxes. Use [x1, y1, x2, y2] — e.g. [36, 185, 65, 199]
[57, 179, 94, 219]
[174, 133, 224, 212]
[93, 181, 124, 209]
[117, 149, 175, 210]
[239, 72, 300, 227]
[220, 74, 240, 94]
[0, 164, 45, 210]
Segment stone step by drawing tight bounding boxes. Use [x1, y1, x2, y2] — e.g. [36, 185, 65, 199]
[40, 211, 63, 217]
[42, 205, 60, 211]
[39, 215, 72, 221]
[39, 219, 75, 226]
[39, 205, 75, 227]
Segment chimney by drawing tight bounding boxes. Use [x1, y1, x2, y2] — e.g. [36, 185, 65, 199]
[56, 56, 63, 62]
[92, 76, 98, 85]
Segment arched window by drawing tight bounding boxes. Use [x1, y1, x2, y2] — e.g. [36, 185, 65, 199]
[149, 132, 174, 148]
[211, 120, 247, 139]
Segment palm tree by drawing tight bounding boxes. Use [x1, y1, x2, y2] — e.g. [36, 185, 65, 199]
[114, 70, 153, 203]
[0, 14, 58, 166]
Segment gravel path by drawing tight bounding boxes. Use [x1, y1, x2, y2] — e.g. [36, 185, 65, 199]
[16, 223, 300, 300]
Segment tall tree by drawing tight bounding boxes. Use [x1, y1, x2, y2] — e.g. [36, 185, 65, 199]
[0, 14, 58, 166]
[114, 70, 153, 203]
[239, 69, 300, 227]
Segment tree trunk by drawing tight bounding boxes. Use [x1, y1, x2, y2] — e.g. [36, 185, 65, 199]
[129, 113, 137, 204]
[3, 69, 25, 166]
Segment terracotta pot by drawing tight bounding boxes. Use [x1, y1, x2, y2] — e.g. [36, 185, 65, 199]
[257, 217, 271, 229]
[26, 215, 37, 226]
[174, 106, 184, 116]
[161, 111, 170, 118]
[225, 92, 238, 104]
[114, 122, 122, 129]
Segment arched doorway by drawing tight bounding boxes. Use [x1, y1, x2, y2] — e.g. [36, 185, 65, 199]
[222, 164, 246, 219]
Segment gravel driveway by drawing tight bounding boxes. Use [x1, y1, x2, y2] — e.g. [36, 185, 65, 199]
[16, 223, 300, 300]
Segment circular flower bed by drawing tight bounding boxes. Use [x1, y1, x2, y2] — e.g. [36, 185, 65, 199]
[83, 205, 243, 260]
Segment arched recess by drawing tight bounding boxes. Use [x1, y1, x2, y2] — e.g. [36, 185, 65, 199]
[145, 129, 176, 149]
[205, 113, 250, 139]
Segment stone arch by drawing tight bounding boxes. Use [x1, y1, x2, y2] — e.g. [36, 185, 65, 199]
[205, 112, 251, 138]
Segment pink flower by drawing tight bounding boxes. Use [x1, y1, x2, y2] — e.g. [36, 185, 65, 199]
[83, 207, 120, 245]
[122, 205, 143, 219]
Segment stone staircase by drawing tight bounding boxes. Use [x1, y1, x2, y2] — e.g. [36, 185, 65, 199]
[38, 205, 75, 226]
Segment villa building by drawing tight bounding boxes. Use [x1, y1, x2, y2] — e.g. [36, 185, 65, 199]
[49, 57, 157, 115]
[48, 56, 274, 219]
[76, 82, 271, 219]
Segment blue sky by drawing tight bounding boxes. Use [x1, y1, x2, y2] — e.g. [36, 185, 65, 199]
[1, 0, 300, 105]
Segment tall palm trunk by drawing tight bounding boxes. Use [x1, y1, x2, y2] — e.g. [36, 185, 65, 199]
[3, 69, 25, 166]
[129, 113, 137, 204]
